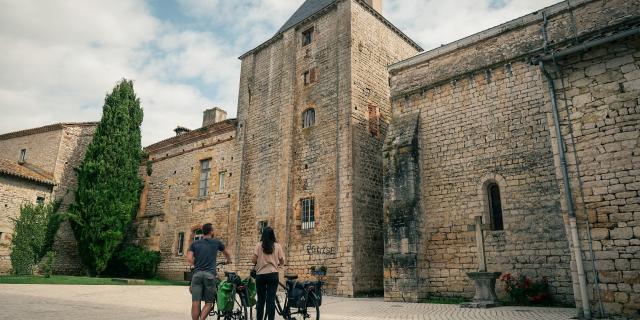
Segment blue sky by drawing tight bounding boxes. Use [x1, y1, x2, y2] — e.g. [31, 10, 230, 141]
[0, 0, 561, 145]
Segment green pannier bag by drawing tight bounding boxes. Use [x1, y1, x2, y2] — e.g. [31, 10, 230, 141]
[217, 280, 234, 311]
[241, 277, 257, 307]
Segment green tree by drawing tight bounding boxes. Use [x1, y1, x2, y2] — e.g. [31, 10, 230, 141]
[70, 79, 144, 275]
[10, 202, 56, 275]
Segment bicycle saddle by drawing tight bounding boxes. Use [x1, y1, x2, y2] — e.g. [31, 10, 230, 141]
[284, 274, 298, 280]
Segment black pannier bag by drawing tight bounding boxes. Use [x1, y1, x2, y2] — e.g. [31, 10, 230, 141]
[305, 281, 322, 307]
[287, 281, 307, 309]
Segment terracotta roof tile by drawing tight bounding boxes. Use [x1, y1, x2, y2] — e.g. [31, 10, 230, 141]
[0, 158, 56, 185]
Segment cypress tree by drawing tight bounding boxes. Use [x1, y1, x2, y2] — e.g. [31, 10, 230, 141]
[70, 79, 144, 275]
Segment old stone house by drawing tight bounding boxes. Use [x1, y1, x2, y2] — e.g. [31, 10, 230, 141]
[384, 0, 640, 318]
[0, 122, 97, 274]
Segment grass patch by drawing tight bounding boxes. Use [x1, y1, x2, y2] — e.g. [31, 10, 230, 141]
[0, 275, 188, 286]
[422, 296, 470, 304]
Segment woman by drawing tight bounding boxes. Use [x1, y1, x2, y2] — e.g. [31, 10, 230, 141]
[252, 227, 285, 320]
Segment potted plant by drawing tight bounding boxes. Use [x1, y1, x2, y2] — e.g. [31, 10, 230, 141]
[310, 266, 327, 276]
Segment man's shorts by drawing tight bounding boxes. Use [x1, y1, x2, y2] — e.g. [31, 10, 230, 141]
[191, 270, 217, 302]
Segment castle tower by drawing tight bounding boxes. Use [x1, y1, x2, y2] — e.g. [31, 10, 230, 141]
[234, 0, 421, 296]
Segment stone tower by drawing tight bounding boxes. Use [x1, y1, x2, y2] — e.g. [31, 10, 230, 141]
[234, 0, 421, 296]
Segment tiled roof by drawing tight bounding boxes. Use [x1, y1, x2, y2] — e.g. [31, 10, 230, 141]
[145, 119, 237, 153]
[0, 122, 98, 141]
[278, 0, 335, 33]
[0, 158, 56, 185]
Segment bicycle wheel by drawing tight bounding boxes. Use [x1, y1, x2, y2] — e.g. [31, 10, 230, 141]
[240, 294, 251, 320]
[305, 292, 320, 320]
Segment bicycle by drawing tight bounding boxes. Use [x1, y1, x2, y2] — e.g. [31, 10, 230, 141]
[273, 274, 323, 320]
[203, 262, 254, 320]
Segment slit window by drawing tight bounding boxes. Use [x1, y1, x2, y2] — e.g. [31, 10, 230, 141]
[301, 197, 315, 230]
[177, 232, 185, 256]
[199, 159, 211, 197]
[487, 183, 504, 230]
[218, 171, 226, 192]
[302, 108, 315, 128]
[302, 27, 314, 46]
[19, 149, 26, 163]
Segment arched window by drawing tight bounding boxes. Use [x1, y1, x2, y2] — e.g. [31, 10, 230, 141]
[487, 183, 503, 230]
[302, 108, 315, 128]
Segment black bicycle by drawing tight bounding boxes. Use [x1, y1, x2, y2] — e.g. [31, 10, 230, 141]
[206, 262, 254, 320]
[273, 274, 323, 320]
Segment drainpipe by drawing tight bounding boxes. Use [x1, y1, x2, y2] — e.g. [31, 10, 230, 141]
[538, 60, 591, 319]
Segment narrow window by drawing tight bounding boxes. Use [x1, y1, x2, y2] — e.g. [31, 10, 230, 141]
[302, 108, 315, 128]
[303, 71, 310, 85]
[258, 220, 268, 235]
[302, 27, 314, 46]
[193, 229, 203, 242]
[19, 149, 26, 163]
[303, 68, 317, 85]
[177, 232, 185, 256]
[368, 105, 379, 137]
[0, 232, 4, 242]
[218, 171, 226, 192]
[199, 159, 211, 197]
[487, 183, 504, 230]
[301, 197, 315, 230]
[36, 196, 45, 205]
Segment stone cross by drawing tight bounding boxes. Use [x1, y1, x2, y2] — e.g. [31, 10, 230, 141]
[467, 216, 489, 272]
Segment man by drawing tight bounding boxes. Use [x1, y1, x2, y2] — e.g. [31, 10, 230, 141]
[187, 223, 232, 320]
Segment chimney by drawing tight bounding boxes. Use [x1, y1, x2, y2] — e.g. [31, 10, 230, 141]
[202, 107, 227, 127]
[174, 126, 191, 136]
[364, 0, 382, 13]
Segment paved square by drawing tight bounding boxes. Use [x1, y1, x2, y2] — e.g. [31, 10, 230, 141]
[0, 284, 577, 319]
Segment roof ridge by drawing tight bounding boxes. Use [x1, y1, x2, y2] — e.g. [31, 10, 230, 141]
[0, 122, 98, 141]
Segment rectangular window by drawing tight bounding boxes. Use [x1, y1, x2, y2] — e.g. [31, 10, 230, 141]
[218, 171, 226, 192]
[193, 229, 203, 242]
[36, 196, 45, 205]
[302, 27, 314, 46]
[19, 149, 26, 163]
[303, 68, 317, 86]
[199, 159, 211, 197]
[301, 197, 315, 230]
[177, 232, 185, 256]
[368, 105, 379, 137]
[258, 220, 268, 235]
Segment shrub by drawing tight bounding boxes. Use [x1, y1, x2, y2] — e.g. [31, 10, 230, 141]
[42, 251, 56, 278]
[10, 203, 58, 275]
[500, 273, 551, 305]
[105, 244, 160, 278]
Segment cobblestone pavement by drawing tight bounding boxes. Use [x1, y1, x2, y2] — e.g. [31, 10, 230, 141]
[0, 284, 577, 320]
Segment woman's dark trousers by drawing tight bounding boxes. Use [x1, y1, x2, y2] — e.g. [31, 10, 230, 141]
[256, 272, 279, 320]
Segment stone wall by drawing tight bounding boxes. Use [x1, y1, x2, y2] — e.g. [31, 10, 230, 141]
[133, 120, 239, 280]
[0, 175, 53, 274]
[385, 0, 640, 316]
[546, 34, 640, 318]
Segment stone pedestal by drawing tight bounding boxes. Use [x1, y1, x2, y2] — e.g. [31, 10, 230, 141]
[459, 271, 502, 308]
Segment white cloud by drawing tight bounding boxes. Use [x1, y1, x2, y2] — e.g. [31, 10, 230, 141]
[0, 0, 563, 146]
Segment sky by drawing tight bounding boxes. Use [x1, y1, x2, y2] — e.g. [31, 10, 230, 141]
[0, 0, 561, 146]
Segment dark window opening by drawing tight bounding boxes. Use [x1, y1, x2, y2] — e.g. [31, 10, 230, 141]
[488, 183, 503, 230]
[303, 68, 317, 85]
[199, 159, 211, 197]
[19, 149, 27, 163]
[36, 196, 45, 205]
[177, 232, 185, 256]
[258, 220, 268, 236]
[302, 108, 315, 128]
[302, 27, 314, 46]
[301, 197, 315, 230]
